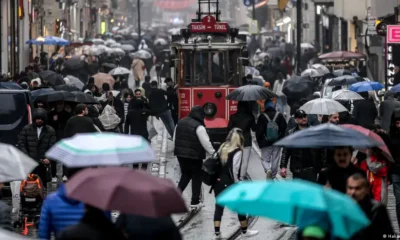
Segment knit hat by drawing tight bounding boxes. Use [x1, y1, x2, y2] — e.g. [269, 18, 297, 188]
[302, 226, 326, 239]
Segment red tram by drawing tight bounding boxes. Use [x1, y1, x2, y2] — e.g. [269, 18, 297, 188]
[170, 0, 249, 145]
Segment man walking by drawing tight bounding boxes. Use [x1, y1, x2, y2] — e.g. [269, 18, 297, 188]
[18, 109, 57, 187]
[174, 106, 215, 208]
[64, 104, 97, 138]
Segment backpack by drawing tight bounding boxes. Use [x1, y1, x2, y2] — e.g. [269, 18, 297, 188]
[20, 174, 44, 199]
[202, 153, 222, 186]
[263, 112, 280, 141]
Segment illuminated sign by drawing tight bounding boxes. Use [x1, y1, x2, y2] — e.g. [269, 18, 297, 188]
[387, 25, 400, 43]
[386, 44, 395, 88]
[189, 15, 229, 33]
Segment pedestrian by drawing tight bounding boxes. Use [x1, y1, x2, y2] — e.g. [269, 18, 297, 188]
[18, 108, 56, 187]
[142, 76, 152, 99]
[380, 94, 400, 132]
[321, 112, 340, 124]
[148, 81, 175, 138]
[165, 77, 179, 125]
[318, 146, 365, 193]
[280, 109, 323, 182]
[131, 56, 145, 87]
[116, 214, 181, 240]
[125, 98, 150, 170]
[57, 204, 126, 240]
[174, 106, 215, 208]
[213, 128, 258, 239]
[106, 91, 125, 132]
[346, 173, 393, 240]
[228, 102, 256, 178]
[256, 99, 287, 179]
[87, 105, 105, 132]
[122, 92, 133, 125]
[64, 104, 98, 138]
[99, 105, 121, 133]
[389, 110, 400, 229]
[353, 92, 378, 130]
[38, 168, 85, 239]
[272, 72, 287, 116]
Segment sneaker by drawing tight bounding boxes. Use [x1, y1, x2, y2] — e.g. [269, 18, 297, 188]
[213, 233, 222, 240]
[51, 177, 57, 183]
[241, 229, 259, 238]
[266, 170, 273, 180]
[190, 202, 205, 209]
[62, 176, 68, 182]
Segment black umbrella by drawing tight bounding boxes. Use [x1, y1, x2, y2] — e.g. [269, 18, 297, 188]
[64, 57, 85, 70]
[102, 63, 117, 69]
[327, 75, 365, 87]
[31, 88, 55, 100]
[54, 84, 80, 92]
[274, 123, 382, 148]
[35, 90, 75, 103]
[0, 82, 22, 90]
[68, 91, 99, 104]
[282, 76, 314, 100]
[226, 85, 277, 101]
[39, 70, 65, 86]
[332, 69, 352, 77]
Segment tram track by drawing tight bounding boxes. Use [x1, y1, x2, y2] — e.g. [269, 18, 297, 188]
[177, 174, 258, 240]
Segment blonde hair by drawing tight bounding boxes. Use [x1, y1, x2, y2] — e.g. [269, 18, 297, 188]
[218, 128, 244, 164]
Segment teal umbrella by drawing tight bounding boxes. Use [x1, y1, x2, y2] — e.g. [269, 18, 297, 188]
[216, 180, 370, 239]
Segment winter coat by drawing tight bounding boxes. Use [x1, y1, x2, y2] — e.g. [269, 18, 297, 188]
[148, 88, 169, 115]
[131, 58, 145, 82]
[38, 184, 85, 239]
[18, 109, 56, 161]
[64, 116, 97, 138]
[99, 105, 121, 130]
[380, 98, 400, 132]
[116, 214, 181, 240]
[358, 155, 388, 203]
[108, 97, 125, 127]
[390, 126, 400, 175]
[318, 163, 365, 193]
[124, 100, 150, 139]
[47, 110, 71, 140]
[228, 102, 256, 147]
[255, 107, 287, 148]
[57, 209, 126, 240]
[353, 99, 377, 129]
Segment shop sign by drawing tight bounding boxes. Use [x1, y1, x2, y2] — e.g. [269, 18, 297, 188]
[386, 44, 395, 88]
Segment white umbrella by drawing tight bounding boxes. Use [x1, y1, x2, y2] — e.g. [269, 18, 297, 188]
[168, 28, 180, 35]
[89, 46, 102, 56]
[312, 64, 330, 75]
[46, 133, 156, 167]
[65, 75, 84, 90]
[110, 43, 122, 48]
[105, 39, 117, 46]
[300, 98, 349, 115]
[301, 43, 315, 49]
[239, 31, 250, 36]
[111, 48, 125, 56]
[154, 38, 168, 45]
[0, 143, 38, 182]
[109, 67, 131, 75]
[301, 69, 323, 78]
[121, 44, 135, 51]
[92, 38, 104, 45]
[332, 89, 364, 101]
[131, 50, 152, 59]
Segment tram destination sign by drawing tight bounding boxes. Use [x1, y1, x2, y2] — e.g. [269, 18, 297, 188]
[189, 15, 229, 33]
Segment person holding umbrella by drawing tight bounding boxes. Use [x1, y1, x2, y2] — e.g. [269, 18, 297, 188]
[131, 55, 145, 87]
[353, 92, 378, 130]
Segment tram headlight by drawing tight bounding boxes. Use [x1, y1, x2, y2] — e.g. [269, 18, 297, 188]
[203, 102, 217, 118]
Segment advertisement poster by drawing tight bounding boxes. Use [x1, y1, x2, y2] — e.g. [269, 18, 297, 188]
[228, 88, 238, 118]
[178, 88, 191, 119]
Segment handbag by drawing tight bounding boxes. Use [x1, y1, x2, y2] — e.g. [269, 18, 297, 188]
[45, 165, 52, 183]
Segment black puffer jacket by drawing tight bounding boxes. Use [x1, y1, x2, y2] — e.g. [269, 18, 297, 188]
[174, 106, 206, 160]
[228, 102, 255, 147]
[280, 126, 324, 173]
[18, 109, 57, 161]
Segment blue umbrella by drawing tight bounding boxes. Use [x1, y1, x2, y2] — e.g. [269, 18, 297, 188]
[25, 36, 70, 46]
[348, 81, 384, 92]
[216, 180, 370, 239]
[274, 123, 383, 148]
[31, 88, 55, 101]
[0, 82, 22, 90]
[390, 83, 400, 93]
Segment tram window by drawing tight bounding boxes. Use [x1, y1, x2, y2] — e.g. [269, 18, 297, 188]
[194, 52, 210, 85]
[211, 52, 225, 85]
[183, 51, 192, 85]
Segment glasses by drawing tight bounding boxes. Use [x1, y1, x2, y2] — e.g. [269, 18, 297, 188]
[297, 115, 307, 119]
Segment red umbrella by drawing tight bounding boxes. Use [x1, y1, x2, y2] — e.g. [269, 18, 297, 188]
[341, 124, 394, 162]
[65, 167, 188, 217]
[319, 51, 366, 61]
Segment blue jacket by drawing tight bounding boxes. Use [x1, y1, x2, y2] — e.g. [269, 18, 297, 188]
[38, 184, 85, 239]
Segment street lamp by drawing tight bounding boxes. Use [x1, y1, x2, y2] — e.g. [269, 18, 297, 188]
[137, 0, 141, 42]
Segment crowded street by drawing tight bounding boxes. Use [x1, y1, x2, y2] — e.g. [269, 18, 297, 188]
[2, 0, 400, 239]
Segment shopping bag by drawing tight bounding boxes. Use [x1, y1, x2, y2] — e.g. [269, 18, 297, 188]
[10, 181, 21, 212]
[147, 120, 158, 140]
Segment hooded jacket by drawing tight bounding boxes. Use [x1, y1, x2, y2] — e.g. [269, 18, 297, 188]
[228, 102, 256, 147]
[174, 106, 214, 159]
[38, 184, 85, 239]
[18, 108, 56, 161]
[99, 105, 121, 130]
[124, 99, 150, 139]
[256, 106, 287, 148]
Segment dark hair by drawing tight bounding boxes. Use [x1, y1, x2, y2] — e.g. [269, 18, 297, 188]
[134, 89, 142, 94]
[150, 81, 158, 87]
[102, 83, 110, 92]
[348, 172, 369, 187]
[88, 77, 95, 84]
[145, 76, 151, 82]
[120, 81, 129, 90]
[75, 104, 87, 115]
[334, 146, 354, 153]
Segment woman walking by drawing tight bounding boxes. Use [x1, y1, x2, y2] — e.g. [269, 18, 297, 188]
[213, 128, 258, 239]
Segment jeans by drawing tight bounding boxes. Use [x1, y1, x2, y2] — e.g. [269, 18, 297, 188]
[391, 174, 400, 230]
[261, 146, 282, 178]
[157, 110, 175, 138]
[177, 157, 203, 205]
[241, 147, 252, 178]
[276, 95, 287, 114]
